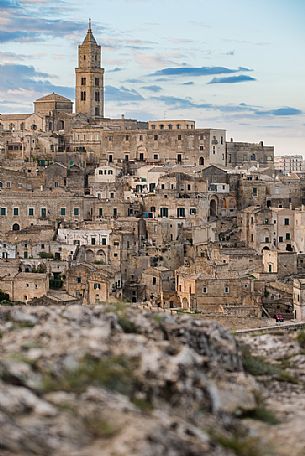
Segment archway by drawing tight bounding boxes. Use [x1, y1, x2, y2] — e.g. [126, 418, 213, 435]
[96, 249, 106, 264]
[210, 199, 217, 218]
[199, 157, 204, 166]
[12, 223, 20, 231]
[85, 249, 95, 262]
[182, 297, 189, 309]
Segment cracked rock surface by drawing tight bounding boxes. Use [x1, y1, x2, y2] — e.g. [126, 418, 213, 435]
[0, 304, 304, 455]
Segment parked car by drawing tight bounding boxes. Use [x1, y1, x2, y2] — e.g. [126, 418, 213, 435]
[275, 313, 284, 323]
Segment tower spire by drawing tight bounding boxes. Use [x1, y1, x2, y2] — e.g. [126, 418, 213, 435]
[89, 18, 92, 31]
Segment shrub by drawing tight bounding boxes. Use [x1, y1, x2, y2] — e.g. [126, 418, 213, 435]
[0, 290, 10, 303]
[38, 252, 54, 259]
[297, 330, 305, 349]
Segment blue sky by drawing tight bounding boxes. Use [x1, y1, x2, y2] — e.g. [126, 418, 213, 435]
[0, 0, 304, 155]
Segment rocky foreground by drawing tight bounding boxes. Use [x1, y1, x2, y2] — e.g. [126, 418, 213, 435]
[0, 304, 304, 456]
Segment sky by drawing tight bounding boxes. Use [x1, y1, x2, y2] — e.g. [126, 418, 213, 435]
[0, 0, 304, 155]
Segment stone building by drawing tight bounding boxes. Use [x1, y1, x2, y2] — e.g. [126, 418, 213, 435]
[70, 127, 227, 168]
[293, 278, 305, 321]
[274, 155, 305, 173]
[241, 206, 296, 253]
[0, 272, 49, 303]
[226, 140, 274, 170]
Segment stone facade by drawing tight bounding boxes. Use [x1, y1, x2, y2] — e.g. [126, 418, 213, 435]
[75, 23, 104, 118]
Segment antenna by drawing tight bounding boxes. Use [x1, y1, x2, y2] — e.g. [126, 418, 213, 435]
[89, 18, 92, 30]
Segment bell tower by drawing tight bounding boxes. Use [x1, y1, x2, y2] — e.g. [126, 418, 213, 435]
[75, 19, 104, 118]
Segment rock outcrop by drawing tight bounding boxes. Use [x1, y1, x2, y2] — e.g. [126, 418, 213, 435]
[0, 304, 304, 455]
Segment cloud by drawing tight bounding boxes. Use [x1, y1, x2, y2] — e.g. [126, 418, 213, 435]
[255, 107, 303, 116]
[149, 96, 303, 119]
[149, 66, 253, 78]
[151, 95, 212, 110]
[125, 78, 144, 84]
[0, 0, 19, 8]
[105, 85, 144, 103]
[141, 85, 162, 93]
[209, 75, 256, 84]
[108, 67, 124, 73]
[0, 51, 27, 62]
[0, 0, 92, 43]
[0, 63, 74, 99]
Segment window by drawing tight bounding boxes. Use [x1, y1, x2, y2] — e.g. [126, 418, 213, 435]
[224, 286, 229, 294]
[95, 107, 99, 116]
[0, 208, 6, 216]
[13, 207, 19, 216]
[177, 207, 185, 218]
[160, 207, 169, 218]
[279, 236, 283, 243]
[113, 208, 117, 217]
[28, 208, 34, 216]
[60, 207, 66, 216]
[190, 208, 196, 215]
[139, 153, 144, 161]
[153, 154, 159, 160]
[253, 187, 257, 196]
[202, 287, 207, 294]
[6, 182, 11, 188]
[139, 135, 143, 141]
[178, 135, 182, 140]
[108, 136, 113, 142]
[286, 233, 291, 240]
[154, 135, 158, 141]
[94, 283, 101, 289]
[76, 277, 81, 284]
[74, 208, 79, 216]
[177, 154, 182, 163]
[108, 154, 113, 163]
[81, 77, 86, 85]
[91, 237, 96, 245]
[110, 192, 115, 198]
[101, 238, 107, 245]
[81, 91, 86, 101]
[221, 136, 224, 145]
[95, 92, 100, 102]
[152, 277, 157, 285]
[125, 135, 129, 141]
[265, 237, 270, 243]
[168, 124, 173, 130]
[284, 218, 290, 225]
[40, 208, 47, 218]
[200, 145, 204, 151]
[95, 78, 100, 86]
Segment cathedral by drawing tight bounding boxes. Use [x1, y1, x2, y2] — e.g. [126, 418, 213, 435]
[0, 22, 105, 132]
